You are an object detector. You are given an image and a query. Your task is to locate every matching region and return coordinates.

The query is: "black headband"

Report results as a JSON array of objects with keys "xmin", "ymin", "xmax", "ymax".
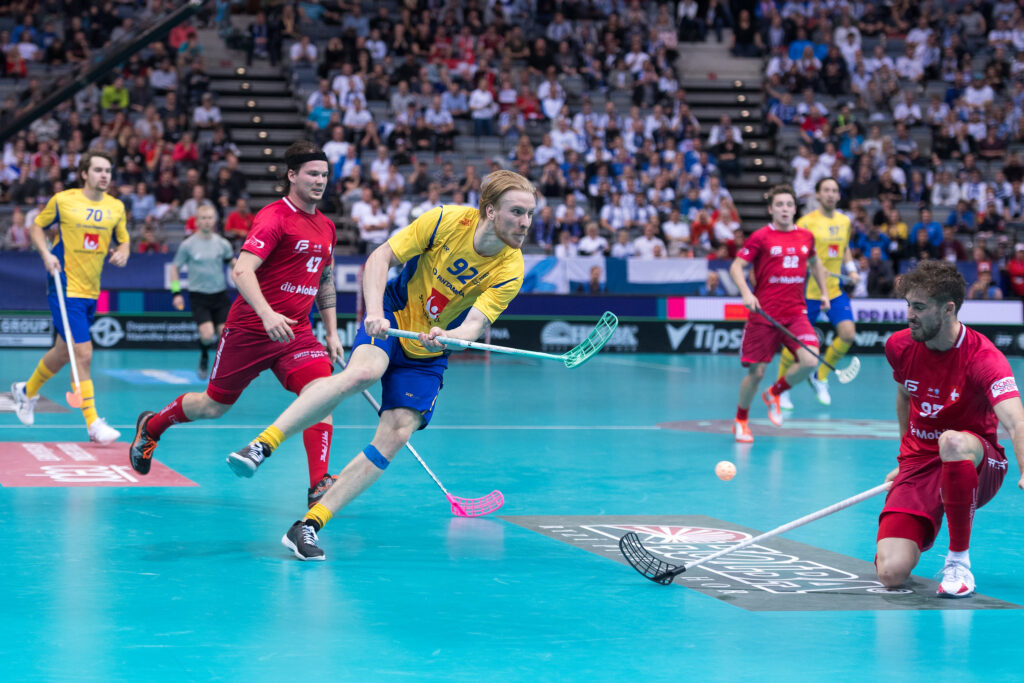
[{"xmin": 285, "ymin": 151, "xmax": 328, "ymax": 170}]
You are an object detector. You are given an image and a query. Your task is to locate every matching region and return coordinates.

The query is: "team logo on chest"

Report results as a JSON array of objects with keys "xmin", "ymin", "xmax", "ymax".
[
  {"xmin": 425, "ymin": 289, "xmax": 451, "ymax": 320},
  {"xmin": 83, "ymin": 233, "xmax": 99, "ymax": 250}
]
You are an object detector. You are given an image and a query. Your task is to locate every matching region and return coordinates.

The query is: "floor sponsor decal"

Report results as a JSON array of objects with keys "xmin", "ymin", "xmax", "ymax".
[
  {"xmin": 658, "ymin": 418, "xmax": 901, "ymax": 440},
  {"xmin": 104, "ymin": 369, "xmax": 205, "ymax": 385},
  {"xmin": 0, "ymin": 442, "xmax": 196, "ymax": 487},
  {"xmin": 0, "ymin": 392, "xmax": 69, "ymax": 415},
  {"xmin": 504, "ymin": 515, "xmax": 1020, "ymax": 611}
]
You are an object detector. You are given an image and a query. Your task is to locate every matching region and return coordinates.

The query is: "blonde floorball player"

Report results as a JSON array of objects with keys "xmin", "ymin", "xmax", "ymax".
[
  {"xmin": 729, "ymin": 184, "xmax": 830, "ymax": 443},
  {"xmin": 129, "ymin": 141, "xmax": 344, "ymax": 507},
  {"xmin": 11, "ymin": 151, "xmax": 129, "ymax": 444},
  {"xmin": 226, "ymin": 170, "xmax": 537, "ymax": 560},
  {"xmin": 875, "ymin": 261, "xmax": 1024, "ymax": 598},
  {"xmin": 777, "ymin": 177, "xmax": 860, "ymax": 410}
]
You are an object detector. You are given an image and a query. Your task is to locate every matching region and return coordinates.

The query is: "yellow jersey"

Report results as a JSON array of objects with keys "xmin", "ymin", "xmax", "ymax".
[
  {"xmin": 797, "ymin": 208, "xmax": 850, "ymax": 300},
  {"xmin": 35, "ymin": 188, "xmax": 128, "ymax": 299},
  {"xmin": 385, "ymin": 205, "xmax": 524, "ymax": 360}
]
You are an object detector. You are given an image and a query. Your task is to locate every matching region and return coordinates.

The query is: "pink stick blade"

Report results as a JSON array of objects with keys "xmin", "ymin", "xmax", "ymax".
[
  {"xmin": 447, "ymin": 490, "xmax": 504, "ymax": 517},
  {"xmin": 66, "ymin": 391, "xmax": 83, "ymax": 408}
]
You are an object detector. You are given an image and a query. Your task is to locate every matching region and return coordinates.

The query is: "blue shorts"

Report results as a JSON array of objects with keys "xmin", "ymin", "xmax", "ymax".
[
  {"xmin": 352, "ymin": 311, "xmax": 449, "ymax": 430},
  {"xmin": 806, "ymin": 291, "xmax": 853, "ymax": 326},
  {"xmin": 47, "ymin": 293, "xmax": 96, "ymax": 345}
]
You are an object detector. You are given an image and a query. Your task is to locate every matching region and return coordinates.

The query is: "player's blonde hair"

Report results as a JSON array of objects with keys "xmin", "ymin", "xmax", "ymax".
[{"xmin": 478, "ymin": 170, "xmax": 536, "ymax": 218}]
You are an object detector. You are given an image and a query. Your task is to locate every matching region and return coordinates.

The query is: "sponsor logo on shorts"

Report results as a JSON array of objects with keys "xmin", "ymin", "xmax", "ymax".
[
  {"xmin": 83, "ymin": 233, "xmax": 99, "ymax": 250},
  {"xmin": 991, "ymin": 376, "xmax": 1018, "ymax": 398},
  {"xmin": 425, "ymin": 288, "xmax": 450, "ymax": 320},
  {"xmin": 989, "ymin": 457, "xmax": 1009, "ymax": 471}
]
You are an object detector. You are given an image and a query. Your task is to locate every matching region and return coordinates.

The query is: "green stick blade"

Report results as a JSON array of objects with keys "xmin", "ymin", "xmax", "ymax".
[{"xmin": 563, "ymin": 311, "xmax": 619, "ymax": 368}]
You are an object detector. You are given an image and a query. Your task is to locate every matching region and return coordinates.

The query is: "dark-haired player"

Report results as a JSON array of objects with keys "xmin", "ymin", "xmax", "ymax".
[
  {"xmin": 129, "ymin": 141, "xmax": 344, "ymax": 507},
  {"xmin": 11, "ymin": 151, "xmax": 129, "ymax": 444},
  {"xmin": 728, "ymin": 184, "xmax": 829, "ymax": 443},
  {"xmin": 875, "ymin": 260, "xmax": 1024, "ymax": 598}
]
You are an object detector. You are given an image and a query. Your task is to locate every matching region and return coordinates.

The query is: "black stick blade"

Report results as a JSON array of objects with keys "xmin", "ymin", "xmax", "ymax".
[{"xmin": 618, "ymin": 532, "xmax": 684, "ymax": 585}]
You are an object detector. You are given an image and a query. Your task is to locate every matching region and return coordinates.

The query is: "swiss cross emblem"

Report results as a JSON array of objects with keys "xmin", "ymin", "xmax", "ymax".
[{"xmin": 950, "ymin": 388, "xmax": 960, "ymax": 402}]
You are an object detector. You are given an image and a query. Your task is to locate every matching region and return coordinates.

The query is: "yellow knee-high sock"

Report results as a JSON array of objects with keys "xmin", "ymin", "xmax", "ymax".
[
  {"xmin": 79, "ymin": 379, "xmax": 98, "ymax": 426},
  {"xmin": 256, "ymin": 425, "xmax": 285, "ymax": 452},
  {"xmin": 818, "ymin": 338, "xmax": 853, "ymax": 380},
  {"xmin": 778, "ymin": 347, "xmax": 796, "ymax": 381},
  {"xmin": 304, "ymin": 503, "xmax": 333, "ymax": 530},
  {"xmin": 25, "ymin": 360, "xmax": 55, "ymax": 398}
]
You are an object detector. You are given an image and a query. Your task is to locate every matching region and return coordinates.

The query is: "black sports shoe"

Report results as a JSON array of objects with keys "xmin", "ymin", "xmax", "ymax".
[
  {"xmin": 307, "ymin": 474, "xmax": 338, "ymax": 508},
  {"xmin": 281, "ymin": 521, "xmax": 325, "ymax": 561},
  {"xmin": 129, "ymin": 411, "xmax": 157, "ymax": 474},
  {"xmin": 226, "ymin": 441, "xmax": 271, "ymax": 478},
  {"xmin": 197, "ymin": 353, "xmax": 209, "ymax": 380}
]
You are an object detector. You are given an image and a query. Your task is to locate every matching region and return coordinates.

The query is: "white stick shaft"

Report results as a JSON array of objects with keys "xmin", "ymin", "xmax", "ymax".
[
  {"xmin": 683, "ymin": 482, "xmax": 891, "ymax": 571},
  {"xmin": 385, "ymin": 328, "xmax": 564, "ymax": 361},
  {"xmin": 335, "ymin": 359, "xmax": 453, "ymax": 498},
  {"xmin": 52, "ymin": 270, "xmax": 81, "ymax": 389}
]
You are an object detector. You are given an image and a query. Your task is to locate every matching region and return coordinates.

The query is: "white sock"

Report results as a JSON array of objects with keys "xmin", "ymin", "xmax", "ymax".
[{"xmin": 946, "ymin": 549, "xmax": 970, "ymax": 567}]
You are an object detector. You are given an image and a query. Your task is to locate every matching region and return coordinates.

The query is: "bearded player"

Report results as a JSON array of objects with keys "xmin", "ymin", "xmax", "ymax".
[{"xmin": 875, "ymin": 261, "xmax": 1024, "ymax": 598}]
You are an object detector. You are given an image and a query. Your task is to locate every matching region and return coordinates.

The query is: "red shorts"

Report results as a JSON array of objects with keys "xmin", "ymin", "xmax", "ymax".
[
  {"xmin": 206, "ymin": 324, "xmax": 332, "ymax": 404},
  {"xmin": 878, "ymin": 432, "xmax": 1008, "ymax": 551},
  {"xmin": 740, "ymin": 311, "xmax": 818, "ymax": 365}
]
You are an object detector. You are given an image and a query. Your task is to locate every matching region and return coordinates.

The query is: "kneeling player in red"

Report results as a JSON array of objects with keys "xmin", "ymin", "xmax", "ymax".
[
  {"xmin": 128, "ymin": 141, "xmax": 345, "ymax": 507},
  {"xmin": 727, "ymin": 185, "xmax": 829, "ymax": 442},
  {"xmin": 875, "ymin": 261, "xmax": 1024, "ymax": 598}
]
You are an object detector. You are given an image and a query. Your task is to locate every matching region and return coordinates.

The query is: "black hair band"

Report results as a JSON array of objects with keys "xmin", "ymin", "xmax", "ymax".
[{"xmin": 285, "ymin": 151, "xmax": 328, "ymax": 169}]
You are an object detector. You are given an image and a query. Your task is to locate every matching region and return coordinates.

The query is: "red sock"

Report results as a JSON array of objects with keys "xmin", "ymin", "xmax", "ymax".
[
  {"xmin": 941, "ymin": 459, "xmax": 978, "ymax": 552},
  {"xmin": 146, "ymin": 394, "xmax": 191, "ymax": 439},
  {"xmin": 769, "ymin": 377, "xmax": 791, "ymax": 396},
  {"xmin": 302, "ymin": 421, "xmax": 332, "ymax": 487},
  {"xmin": 736, "ymin": 407, "xmax": 749, "ymax": 421}
]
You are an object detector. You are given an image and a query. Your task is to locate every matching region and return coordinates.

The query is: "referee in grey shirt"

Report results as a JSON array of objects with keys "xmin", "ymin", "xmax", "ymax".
[{"xmin": 170, "ymin": 205, "xmax": 236, "ymax": 379}]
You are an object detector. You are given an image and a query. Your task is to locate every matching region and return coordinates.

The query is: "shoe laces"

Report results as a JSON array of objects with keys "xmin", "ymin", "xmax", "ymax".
[
  {"xmin": 301, "ymin": 524, "xmax": 318, "ymax": 546},
  {"xmin": 941, "ymin": 558, "xmax": 970, "ymax": 583},
  {"xmin": 247, "ymin": 442, "xmax": 266, "ymax": 463}
]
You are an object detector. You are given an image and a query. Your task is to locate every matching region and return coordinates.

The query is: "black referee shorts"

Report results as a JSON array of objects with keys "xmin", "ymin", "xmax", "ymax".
[{"xmin": 188, "ymin": 290, "xmax": 232, "ymax": 326}]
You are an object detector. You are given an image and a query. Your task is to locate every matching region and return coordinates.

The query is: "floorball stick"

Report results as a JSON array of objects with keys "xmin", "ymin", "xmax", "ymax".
[
  {"xmin": 619, "ymin": 482, "xmax": 891, "ymax": 585},
  {"xmin": 337, "ymin": 359, "xmax": 503, "ymax": 517},
  {"xmin": 385, "ymin": 311, "xmax": 618, "ymax": 369},
  {"xmin": 52, "ymin": 269, "xmax": 84, "ymax": 408},
  {"xmin": 757, "ymin": 309, "xmax": 861, "ymax": 383}
]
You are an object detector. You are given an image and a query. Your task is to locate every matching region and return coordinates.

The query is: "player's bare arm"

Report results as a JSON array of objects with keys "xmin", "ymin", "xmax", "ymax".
[
  {"xmin": 843, "ymin": 248, "xmax": 861, "ymax": 285},
  {"xmin": 729, "ymin": 256, "xmax": 759, "ymax": 311},
  {"xmin": 316, "ymin": 261, "xmax": 344, "ymax": 363},
  {"xmin": 886, "ymin": 385, "xmax": 911, "ymax": 483},
  {"xmin": 109, "ymin": 237, "xmax": 130, "ymax": 267},
  {"xmin": 29, "ymin": 222, "xmax": 60, "ymax": 274},
  {"xmin": 809, "ymin": 255, "xmax": 830, "ymax": 311},
  {"xmin": 168, "ymin": 263, "xmax": 185, "ymax": 311},
  {"xmin": 993, "ymin": 397, "xmax": 1024, "ymax": 489},
  {"xmin": 362, "ymin": 241, "xmax": 402, "ymax": 338},
  {"xmin": 233, "ymin": 250, "xmax": 298, "ymax": 342},
  {"xmin": 421, "ymin": 307, "xmax": 491, "ymax": 352}
]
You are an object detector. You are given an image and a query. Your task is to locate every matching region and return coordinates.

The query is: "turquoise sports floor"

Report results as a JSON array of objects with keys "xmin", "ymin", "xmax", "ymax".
[{"xmin": 2, "ymin": 348, "xmax": 1024, "ymax": 681}]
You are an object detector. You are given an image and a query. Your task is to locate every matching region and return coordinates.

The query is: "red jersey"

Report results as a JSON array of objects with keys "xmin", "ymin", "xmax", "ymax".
[
  {"xmin": 226, "ymin": 197, "xmax": 337, "ymax": 332},
  {"xmin": 736, "ymin": 224, "xmax": 816, "ymax": 317},
  {"xmin": 885, "ymin": 325, "xmax": 1019, "ymax": 461}
]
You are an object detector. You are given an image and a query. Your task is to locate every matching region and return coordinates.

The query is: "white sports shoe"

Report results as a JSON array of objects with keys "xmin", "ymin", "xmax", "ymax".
[
  {"xmin": 808, "ymin": 375, "xmax": 832, "ymax": 406},
  {"xmin": 10, "ymin": 382, "xmax": 38, "ymax": 426},
  {"xmin": 87, "ymin": 418, "xmax": 121, "ymax": 445},
  {"xmin": 779, "ymin": 390, "xmax": 794, "ymax": 411},
  {"xmin": 937, "ymin": 556, "xmax": 975, "ymax": 598}
]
